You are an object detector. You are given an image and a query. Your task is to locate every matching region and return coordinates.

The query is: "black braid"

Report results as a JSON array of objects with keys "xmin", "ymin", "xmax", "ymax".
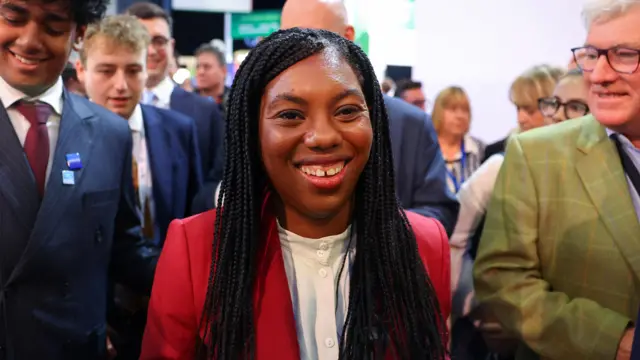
[{"xmin": 199, "ymin": 27, "xmax": 447, "ymax": 360}]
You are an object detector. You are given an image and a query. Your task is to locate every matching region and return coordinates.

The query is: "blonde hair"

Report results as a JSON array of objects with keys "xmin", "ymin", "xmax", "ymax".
[
  {"xmin": 80, "ymin": 15, "xmax": 150, "ymax": 64},
  {"xmin": 431, "ymin": 86, "xmax": 471, "ymax": 134},
  {"xmin": 509, "ymin": 64, "xmax": 565, "ymax": 108}
]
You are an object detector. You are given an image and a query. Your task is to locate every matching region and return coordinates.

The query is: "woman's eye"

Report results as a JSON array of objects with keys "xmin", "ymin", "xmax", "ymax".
[
  {"xmin": 336, "ymin": 106, "xmax": 362, "ymax": 118},
  {"xmin": 277, "ymin": 110, "xmax": 304, "ymax": 121}
]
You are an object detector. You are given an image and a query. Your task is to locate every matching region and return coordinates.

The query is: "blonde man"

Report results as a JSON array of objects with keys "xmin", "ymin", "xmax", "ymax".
[{"xmin": 77, "ymin": 15, "xmax": 202, "ymax": 358}]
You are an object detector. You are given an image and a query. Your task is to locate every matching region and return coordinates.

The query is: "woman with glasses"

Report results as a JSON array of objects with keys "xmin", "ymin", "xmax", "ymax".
[
  {"xmin": 481, "ymin": 65, "xmax": 565, "ymax": 163},
  {"xmin": 538, "ymin": 69, "xmax": 589, "ymax": 124}
]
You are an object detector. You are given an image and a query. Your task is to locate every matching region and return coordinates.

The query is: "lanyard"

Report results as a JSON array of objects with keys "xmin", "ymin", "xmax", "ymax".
[{"xmin": 446, "ymin": 140, "xmax": 466, "ymax": 193}]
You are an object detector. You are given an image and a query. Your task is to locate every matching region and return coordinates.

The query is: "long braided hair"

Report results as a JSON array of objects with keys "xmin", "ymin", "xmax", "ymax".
[{"xmin": 200, "ymin": 27, "xmax": 447, "ymax": 360}]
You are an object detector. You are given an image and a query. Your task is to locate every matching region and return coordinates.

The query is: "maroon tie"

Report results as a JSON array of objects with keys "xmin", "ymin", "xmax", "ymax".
[{"xmin": 14, "ymin": 100, "xmax": 52, "ymax": 198}]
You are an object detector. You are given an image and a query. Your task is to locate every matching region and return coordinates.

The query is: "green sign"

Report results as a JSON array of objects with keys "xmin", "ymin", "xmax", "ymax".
[{"xmin": 231, "ymin": 11, "xmax": 281, "ymax": 39}]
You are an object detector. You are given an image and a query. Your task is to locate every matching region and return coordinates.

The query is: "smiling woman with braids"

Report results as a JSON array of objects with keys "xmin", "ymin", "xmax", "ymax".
[{"xmin": 140, "ymin": 27, "xmax": 450, "ymax": 360}]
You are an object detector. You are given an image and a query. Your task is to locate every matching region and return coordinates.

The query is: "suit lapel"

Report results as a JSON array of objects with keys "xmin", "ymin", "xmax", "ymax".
[
  {"xmin": 576, "ymin": 116, "xmax": 640, "ymax": 279},
  {"xmin": 0, "ymin": 99, "xmax": 40, "ymax": 229},
  {"xmin": 12, "ymin": 91, "xmax": 97, "ymax": 280},
  {"xmin": 254, "ymin": 196, "xmax": 300, "ymax": 360},
  {"xmin": 141, "ymin": 105, "xmax": 173, "ymax": 223}
]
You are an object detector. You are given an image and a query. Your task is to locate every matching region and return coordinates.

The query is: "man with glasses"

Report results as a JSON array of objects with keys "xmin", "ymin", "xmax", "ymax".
[
  {"xmin": 126, "ymin": 2, "xmax": 225, "ymax": 215},
  {"xmin": 474, "ymin": 1, "xmax": 640, "ymax": 359}
]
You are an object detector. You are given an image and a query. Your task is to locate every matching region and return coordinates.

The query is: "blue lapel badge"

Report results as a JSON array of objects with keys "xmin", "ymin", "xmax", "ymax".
[{"xmin": 65, "ymin": 152, "xmax": 82, "ymax": 170}]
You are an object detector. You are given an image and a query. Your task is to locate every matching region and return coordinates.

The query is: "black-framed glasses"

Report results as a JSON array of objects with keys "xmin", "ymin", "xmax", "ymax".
[
  {"xmin": 571, "ymin": 46, "xmax": 640, "ymax": 74},
  {"xmin": 538, "ymin": 96, "xmax": 589, "ymax": 119}
]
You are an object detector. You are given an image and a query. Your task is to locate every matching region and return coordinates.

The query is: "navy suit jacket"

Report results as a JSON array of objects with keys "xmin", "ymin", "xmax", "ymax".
[
  {"xmin": 383, "ymin": 95, "xmax": 459, "ymax": 235},
  {"xmin": 140, "ymin": 105, "xmax": 202, "ymax": 245},
  {"xmin": 169, "ymin": 87, "xmax": 224, "ymax": 214},
  {"xmin": 0, "ymin": 91, "xmax": 158, "ymax": 360}
]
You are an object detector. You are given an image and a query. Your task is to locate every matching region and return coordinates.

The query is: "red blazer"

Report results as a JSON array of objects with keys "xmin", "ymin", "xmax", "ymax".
[{"xmin": 141, "ymin": 202, "xmax": 451, "ymax": 359}]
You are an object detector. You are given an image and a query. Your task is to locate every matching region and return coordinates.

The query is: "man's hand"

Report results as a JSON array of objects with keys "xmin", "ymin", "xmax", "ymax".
[{"xmin": 616, "ymin": 327, "xmax": 635, "ymax": 360}]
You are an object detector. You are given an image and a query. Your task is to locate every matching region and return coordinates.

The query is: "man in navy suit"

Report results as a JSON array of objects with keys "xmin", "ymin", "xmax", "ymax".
[
  {"xmin": 0, "ymin": 1, "xmax": 158, "ymax": 359},
  {"xmin": 125, "ymin": 2, "xmax": 225, "ymax": 214},
  {"xmin": 279, "ymin": 0, "xmax": 459, "ymax": 234},
  {"xmin": 75, "ymin": 15, "xmax": 202, "ymax": 359}
]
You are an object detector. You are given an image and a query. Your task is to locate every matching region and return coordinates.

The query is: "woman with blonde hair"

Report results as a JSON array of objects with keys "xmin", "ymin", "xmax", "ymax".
[
  {"xmin": 482, "ymin": 64, "xmax": 565, "ymax": 162},
  {"xmin": 432, "ymin": 86, "xmax": 485, "ymax": 194}
]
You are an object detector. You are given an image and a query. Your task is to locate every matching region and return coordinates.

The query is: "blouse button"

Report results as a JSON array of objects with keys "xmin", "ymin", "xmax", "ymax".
[
  {"xmin": 318, "ymin": 268, "xmax": 328, "ymax": 278},
  {"xmin": 316, "ymin": 250, "xmax": 325, "ymax": 258},
  {"xmin": 319, "ymin": 242, "xmax": 329, "ymax": 250},
  {"xmin": 325, "ymin": 338, "xmax": 335, "ymax": 348}
]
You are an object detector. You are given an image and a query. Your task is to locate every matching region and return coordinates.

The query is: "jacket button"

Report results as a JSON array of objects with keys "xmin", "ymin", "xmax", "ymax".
[{"xmin": 95, "ymin": 229, "xmax": 102, "ymax": 243}]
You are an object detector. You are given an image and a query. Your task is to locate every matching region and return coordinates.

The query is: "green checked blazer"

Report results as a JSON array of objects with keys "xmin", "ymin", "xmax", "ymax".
[{"xmin": 473, "ymin": 115, "xmax": 640, "ymax": 360}]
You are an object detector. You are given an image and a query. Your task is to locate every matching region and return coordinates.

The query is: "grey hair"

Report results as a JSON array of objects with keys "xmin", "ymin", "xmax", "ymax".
[{"xmin": 582, "ymin": 0, "xmax": 640, "ymax": 28}]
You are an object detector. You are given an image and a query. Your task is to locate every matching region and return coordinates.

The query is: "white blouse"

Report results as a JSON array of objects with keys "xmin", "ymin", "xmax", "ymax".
[{"xmin": 278, "ymin": 222, "xmax": 355, "ymax": 360}]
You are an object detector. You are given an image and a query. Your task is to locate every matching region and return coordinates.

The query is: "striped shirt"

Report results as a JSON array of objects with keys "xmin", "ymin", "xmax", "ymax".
[{"xmin": 444, "ymin": 135, "xmax": 486, "ymax": 194}]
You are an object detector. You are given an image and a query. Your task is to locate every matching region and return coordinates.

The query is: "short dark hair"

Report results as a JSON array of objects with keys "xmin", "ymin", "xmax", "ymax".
[
  {"xmin": 51, "ymin": 0, "xmax": 108, "ymax": 26},
  {"xmin": 195, "ymin": 43, "xmax": 225, "ymax": 67},
  {"xmin": 61, "ymin": 62, "xmax": 77, "ymax": 82},
  {"xmin": 394, "ymin": 79, "xmax": 422, "ymax": 98},
  {"xmin": 125, "ymin": 1, "xmax": 173, "ymax": 30}
]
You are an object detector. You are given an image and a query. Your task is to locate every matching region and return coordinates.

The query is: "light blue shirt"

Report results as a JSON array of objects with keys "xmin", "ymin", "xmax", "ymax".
[{"xmin": 606, "ymin": 129, "xmax": 640, "ymax": 222}]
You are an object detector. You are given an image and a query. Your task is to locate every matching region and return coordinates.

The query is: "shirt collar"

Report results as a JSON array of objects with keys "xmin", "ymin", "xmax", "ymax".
[
  {"xmin": 277, "ymin": 220, "xmax": 353, "ymax": 265},
  {"xmin": 606, "ymin": 128, "xmax": 640, "ymax": 154},
  {"xmin": 0, "ymin": 76, "xmax": 64, "ymax": 115},
  {"xmin": 463, "ymin": 134, "xmax": 480, "ymax": 155},
  {"xmin": 147, "ymin": 76, "xmax": 175, "ymax": 107},
  {"xmin": 128, "ymin": 104, "xmax": 144, "ymax": 134}
]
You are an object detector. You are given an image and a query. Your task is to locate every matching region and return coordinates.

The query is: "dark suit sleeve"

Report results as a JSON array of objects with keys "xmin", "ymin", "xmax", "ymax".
[
  {"xmin": 190, "ymin": 106, "xmax": 225, "ymax": 214},
  {"xmin": 407, "ymin": 113, "xmax": 459, "ymax": 236},
  {"xmin": 110, "ymin": 133, "xmax": 159, "ymax": 295},
  {"xmin": 186, "ymin": 119, "xmax": 203, "ymax": 216}
]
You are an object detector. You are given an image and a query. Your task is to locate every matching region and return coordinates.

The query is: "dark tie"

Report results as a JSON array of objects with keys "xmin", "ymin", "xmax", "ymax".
[{"xmin": 14, "ymin": 100, "xmax": 51, "ymax": 198}]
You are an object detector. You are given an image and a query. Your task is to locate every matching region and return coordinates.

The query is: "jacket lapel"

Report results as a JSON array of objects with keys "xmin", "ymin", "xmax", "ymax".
[
  {"xmin": 141, "ymin": 105, "xmax": 173, "ymax": 226},
  {"xmin": 576, "ymin": 116, "xmax": 640, "ymax": 279},
  {"xmin": 11, "ymin": 91, "xmax": 97, "ymax": 282},
  {"xmin": 254, "ymin": 195, "xmax": 300, "ymax": 360},
  {"xmin": 0, "ymin": 99, "xmax": 40, "ymax": 229}
]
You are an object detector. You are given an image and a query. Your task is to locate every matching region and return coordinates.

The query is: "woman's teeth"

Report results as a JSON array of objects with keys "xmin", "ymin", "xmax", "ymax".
[{"xmin": 300, "ymin": 163, "xmax": 344, "ymax": 177}]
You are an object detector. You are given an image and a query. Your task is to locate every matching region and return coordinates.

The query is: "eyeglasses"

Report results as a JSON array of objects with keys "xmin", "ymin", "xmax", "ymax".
[
  {"xmin": 571, "ymin": 46, "xmax": 640, "ymax": 74},
  {"xmin": 538, "ymin": 96, "xmax": 589, "ymax": 119},
  {"xmin": 150, "ymin": 35, "xmax": 170, "ymax": 49}
]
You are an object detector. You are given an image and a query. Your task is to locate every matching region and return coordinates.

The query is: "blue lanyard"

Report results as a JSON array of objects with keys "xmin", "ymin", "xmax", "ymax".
[{"xmin": 446, "ymin": 140, "xmax": 466, "ymax": 193}]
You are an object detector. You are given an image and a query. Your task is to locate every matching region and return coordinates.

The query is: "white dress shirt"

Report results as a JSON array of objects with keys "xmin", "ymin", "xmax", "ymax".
[
  {"xmin": 0, "ymin": 76, "xmax": 64, "ymax": 184},
  {"xmin": 145, "ymin": 76, "xmax": 175, "ymax": 109},
  {"xmin": 278, "ymin": 222, "xmax": 354, "ymax": 360},
  {"xmin": 128, "ymin": 104, "xmax": 155, "ymax": 233}
]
